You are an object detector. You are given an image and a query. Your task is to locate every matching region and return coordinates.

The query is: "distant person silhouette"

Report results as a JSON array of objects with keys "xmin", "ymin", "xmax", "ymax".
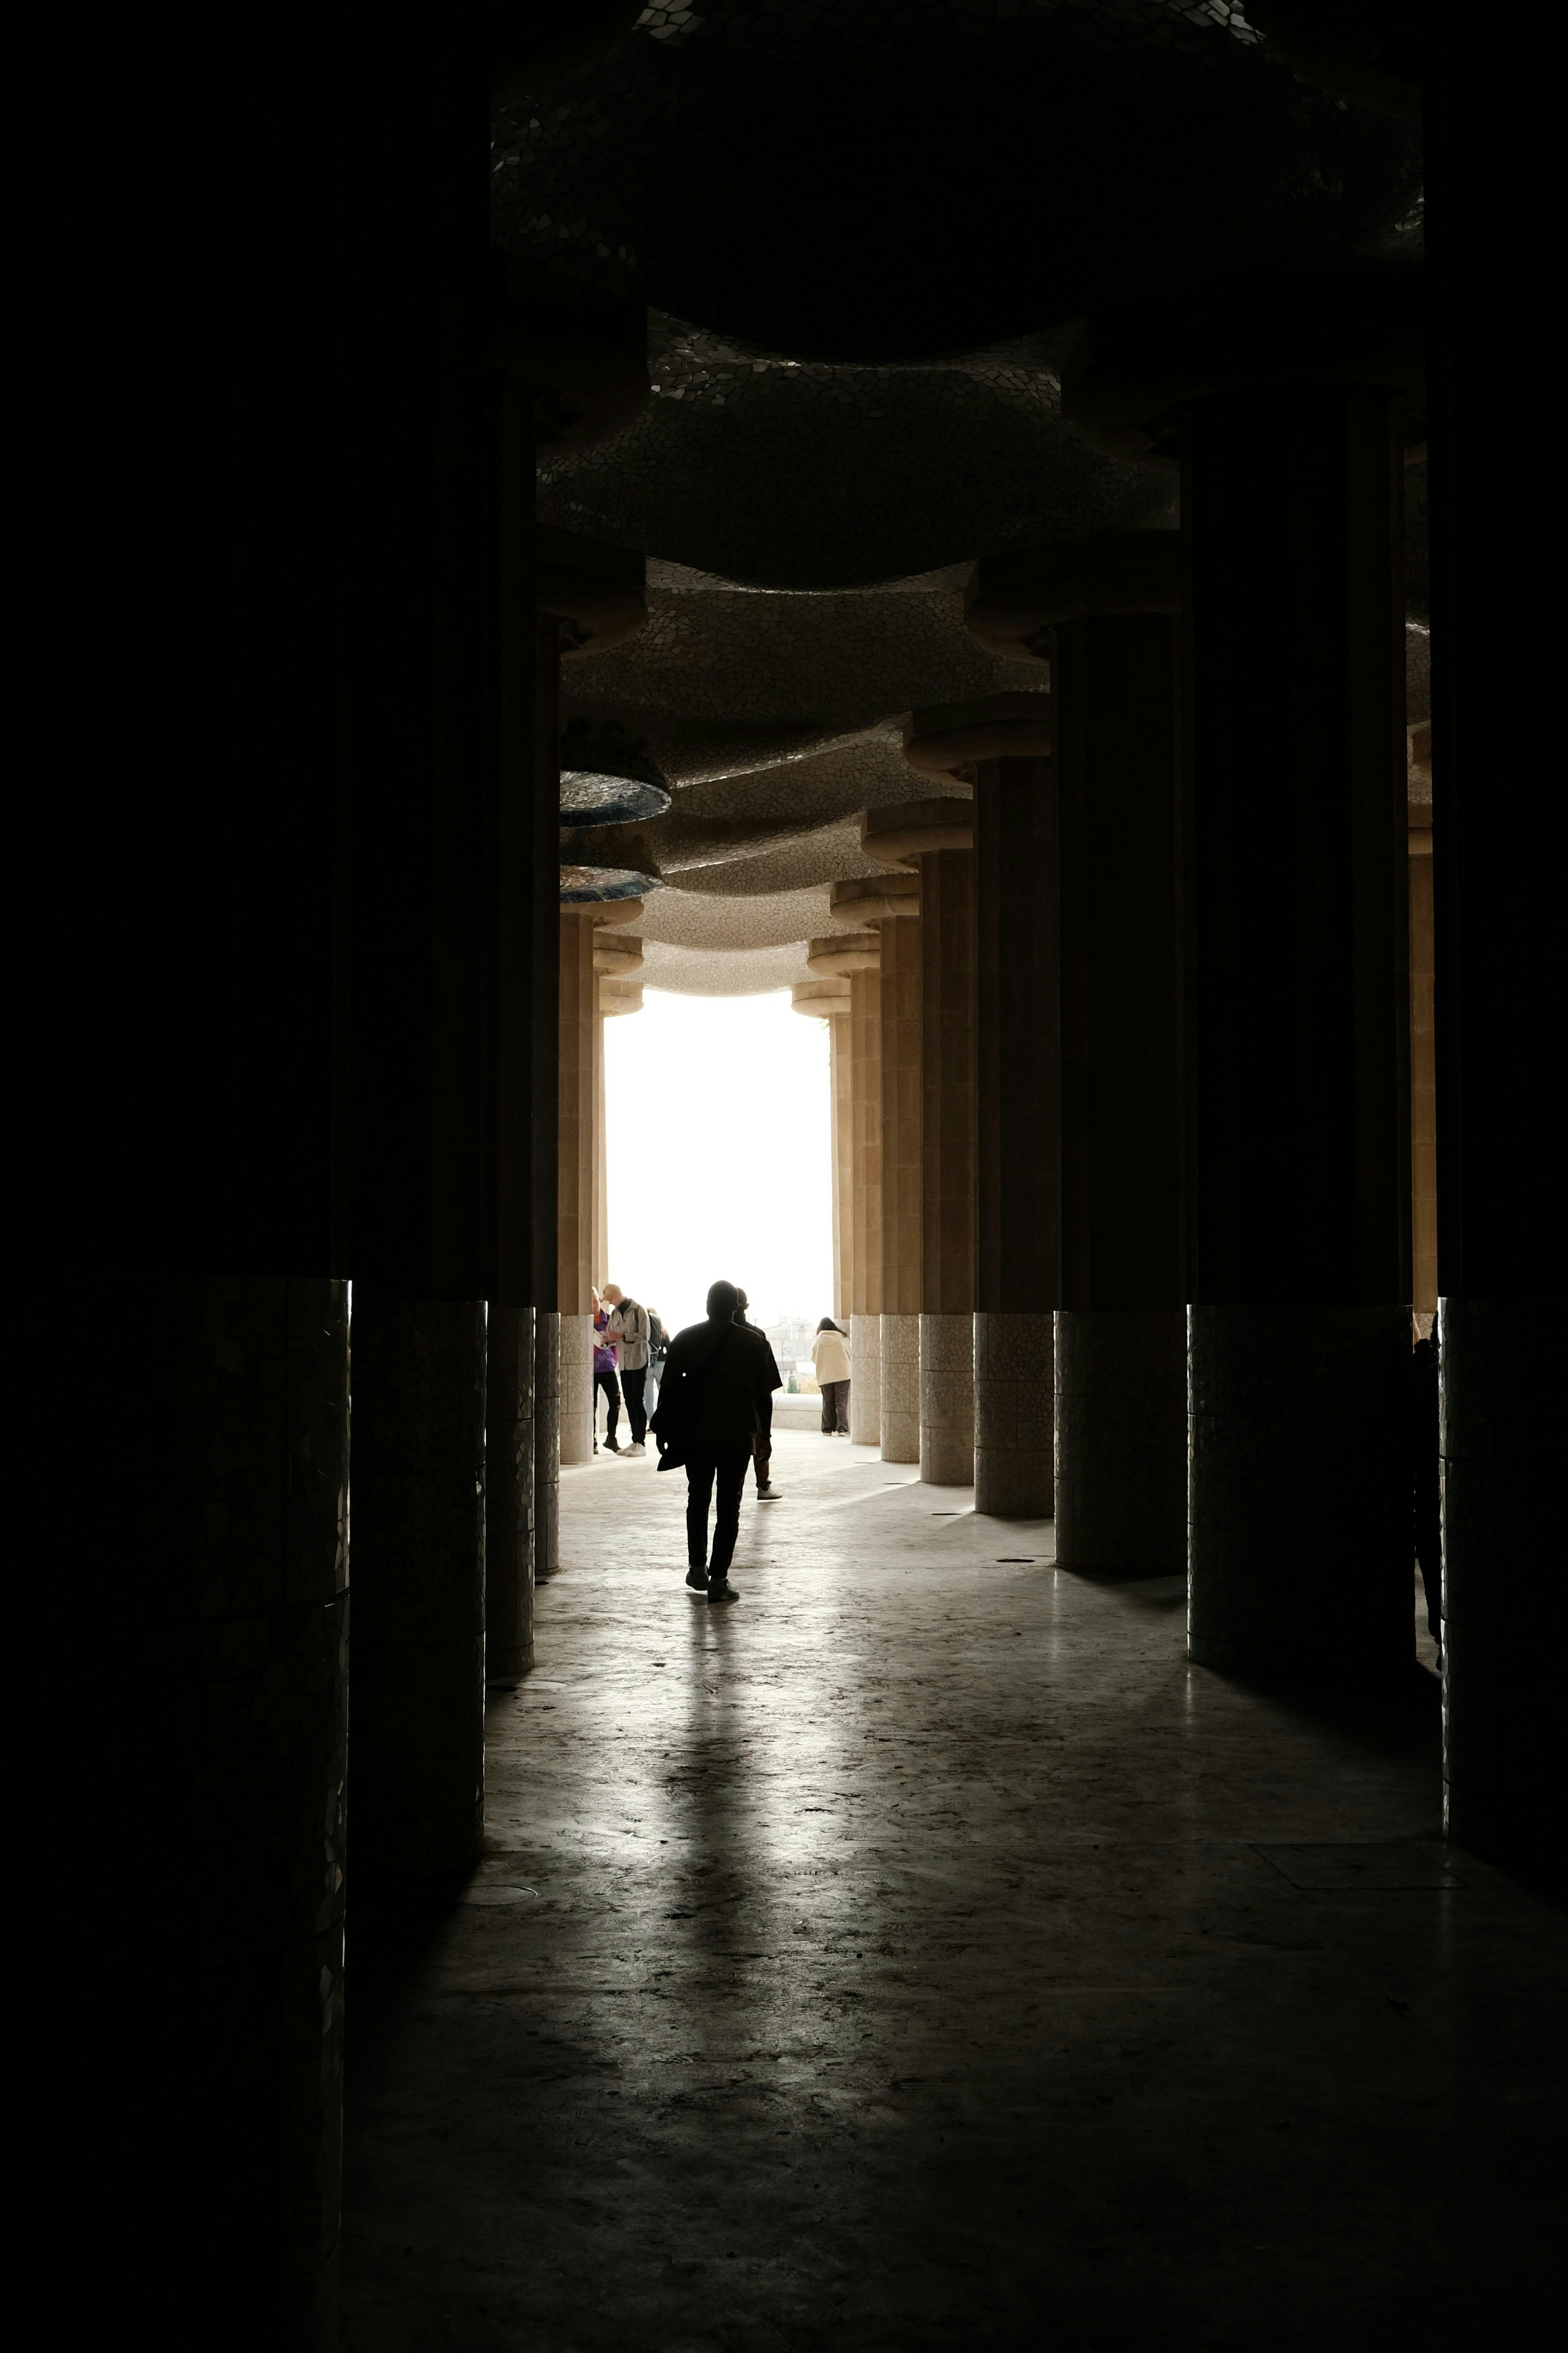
[
  {"xmin": 736, "ymin": 1288, "xmax": 780, "ymax": 1498},
  {"xmin": 812, "ymin": 1315, "xmax": 852, "ymax": 1433},
  {"xmin": 653, "ymin": 1280, "xmax": 780, "ymax": 1603}
]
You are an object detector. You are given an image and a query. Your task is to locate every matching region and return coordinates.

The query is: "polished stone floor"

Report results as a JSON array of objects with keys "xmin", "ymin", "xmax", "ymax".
[{"xmin": 341, "ymin": 1432, "xmax": 1566, "ymax": 2351}]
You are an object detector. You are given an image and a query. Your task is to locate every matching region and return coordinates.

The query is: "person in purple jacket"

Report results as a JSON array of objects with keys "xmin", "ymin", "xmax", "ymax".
[{"xmin": 591, "ymin": 1290, "xmax": 624, "ymax": 1454}]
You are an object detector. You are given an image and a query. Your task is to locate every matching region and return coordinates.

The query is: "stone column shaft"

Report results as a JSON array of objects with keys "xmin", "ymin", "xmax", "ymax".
[
  {"xmin": 918, "ymin": 845, "xmax": 977, "ymax": 1483},
  {"xmin": 974, "ymin": 752, "xmax": 1059, "ymax": 1517},
  {"xmin": 1408, "ymin": 820, "xmax": 1437, "ymax": 1318},
  {"xmin": 593, "ymin": 988, "xmax": 609, "ymax": 1294},
  {"xmin": 531, "ymin": 609, "xmax": 563, "ymax": 1569},
  {"xmin": 558, "ymin": 911, "xmax": 597, "ymax": 1463},
  {"xmin": 1184, "ymin": 382, "xmax": 1411, "ymax": 1680},
  {"xmin": 1427, "ymin": 33, "xmax": 1559, "ymax": 1872},
  {"xmin": 1056, "ymin": 605, "xmax": 1186, "ymax": 1568},
  {"xmin": 879, "ymin": 910, "xmax": 923, "ymax": 1462},
  {"xmin": 848, "ymin": 965, "xmax": 882, "ymax": 1443},
  {"xmin": 830, "ymin": 1009, "xmax": 854, "ymax": 1323}
]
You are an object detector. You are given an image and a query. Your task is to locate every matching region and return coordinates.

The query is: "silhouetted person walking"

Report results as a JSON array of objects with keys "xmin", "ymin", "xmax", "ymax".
[
  {"xmin": 653, "ymin": 1280, "xmax": 780, "ymax": 1603},
  {"xmin": 736, "ymin": 1287, "xmax": 780, "ymax": 1498}
]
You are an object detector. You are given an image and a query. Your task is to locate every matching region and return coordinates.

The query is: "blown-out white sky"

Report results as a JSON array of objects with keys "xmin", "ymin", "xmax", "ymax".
[{"xmin": 602, "ymin": 989, "xmax": 834, "ymax": 1344}]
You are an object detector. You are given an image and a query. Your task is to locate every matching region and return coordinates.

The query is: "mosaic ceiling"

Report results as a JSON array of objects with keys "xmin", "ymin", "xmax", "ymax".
[{"xmin": 507, "ymin": 0, "xmax": 1424, "ymax": 996}]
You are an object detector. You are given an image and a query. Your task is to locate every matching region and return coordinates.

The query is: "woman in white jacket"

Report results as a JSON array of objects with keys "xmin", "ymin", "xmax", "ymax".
[{"xmin": 811, "ymin": 1317, "xmax": 852, "ymax": 1435}]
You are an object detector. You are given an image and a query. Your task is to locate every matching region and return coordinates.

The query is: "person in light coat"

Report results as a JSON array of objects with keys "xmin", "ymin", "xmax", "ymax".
[
  {"xmin": 603, "ymin": 1283, "xmax": 652, "ymax": 1452},
  {"xmin": 811, "ymin": 1316, "xmax": 852, "ymax": 1434}
]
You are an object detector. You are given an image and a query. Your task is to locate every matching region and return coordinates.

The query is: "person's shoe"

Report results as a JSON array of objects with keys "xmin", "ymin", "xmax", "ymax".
[
  {"xmin": 604, "ymin": 1439, "xmax": 625, "ymax": 1454},
  {"xmin": 707, "ymin": 1580, "xmax": 740, "ymax": 1604},
  {"xmin": 685, "ymin": 1565, "xmax": 709, "ymax": 1592},
  {"xmin": 629, "ymin": 1438, "xmax": 646, "ymax": 1452},
  {"xmin": 757, "ymin": 1485, "xmax": 780, "ymax": 1500}
]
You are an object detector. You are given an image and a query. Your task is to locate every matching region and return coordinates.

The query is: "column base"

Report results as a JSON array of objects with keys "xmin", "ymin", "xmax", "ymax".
[
  {"xmin": 975, "ymin": 1310, "xmax": 1054, "ymax": 1517},
  {"xmin": 920, "ymin": 1311, "xmax": 974, "ymax": 1486},
  {"xmin": 1056, "ymin": 1310, "xmax": 1184, "ymax": 1572},
  {"xmin": 558, "ymin": 1311, "xmax": 594, "ymax": 1464},
  {"xmin": 880, "ymin": 1313, "xmax": 920, "ymax": 1462},
  {"xmin": 533, "ymin": 1310, "xmax": 560, "ymax": 1578},
  {"xmin": 350, "ymin": 1295, "xmax": 488, "ymax": 1879},
  {"xmin": 486, "ymin": 1303, "xmax": 535, "ymax": 1680},
  {"xmin": 1188, "ymin": 1303, "xmax": 1412, "ymax": 1681},
  {"xmin": 1441, "ymin": 1298, "xmax": 1562, "ymax": 1879},
  {"xmin": 850, "ymin": 1312, "xmax": 881, "ymax": 1446}
]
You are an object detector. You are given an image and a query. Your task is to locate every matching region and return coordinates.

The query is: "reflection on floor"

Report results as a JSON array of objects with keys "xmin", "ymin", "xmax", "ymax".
[{"xmin": 342, "ymin": 1431, "xmax": 1566, "ymax": 2350}]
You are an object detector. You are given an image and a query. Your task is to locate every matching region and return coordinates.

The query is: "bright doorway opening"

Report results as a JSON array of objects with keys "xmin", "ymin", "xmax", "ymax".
[{"xmin": 602, "ymin": 989, "xmax": 834, "ymax": 1383}]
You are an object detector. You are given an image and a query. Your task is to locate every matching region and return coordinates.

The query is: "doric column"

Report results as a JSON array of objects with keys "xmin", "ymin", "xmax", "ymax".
[
  {"xmin": 1426, "ymin": 40, "xmax": 1558, "ymax": 1871},
  {"xmin": 531, "ymin": 605, "xmax": 562, "ymax": 1573},
  {"xmin": 1406, "ymin": 721, "xmax": 1436, "ymax": 1322},
  {"xmin": 791, "ymin": 976, "xmax": 854, "ymax": 1326},
  {"xmin": 849, "ymin": 955, "xmax": 884, "ymax": 1442},
  {"xmin": 808, "ymin": 935, "xmax": 884, "ymax": 1348},
  {"xmin": 866, "ymin": 794, "xmax": 977, "ymax": 1485},
  {"xmin": 485, "ymin": 1301, "xmax": 535, "ymax": 1685},
  {"xmin": 595, "ymin": 926, "xmax": 646, "ymax": 1301},
  {"xmin": 558, "ymin": 910, "xmax": 598, "ymax": 1463},
  {"xmin": 801, "ymin": 950, "xmax": 882, "ymax": 1442},
  {"xmin": 351, "ymin": 1293, "xmax": 487, "ymax": 1875},
  {"xmin": 541, "ymin": 531, "xmax": 653, "ymax": 1504},
  {"xmin": 1069, "ymin": 292, "xmax": 1417, "ymax": 1678},
  {"xmin": 967, "ymin": 549, "xmax": 1185, "ymax": 1556},
  {"xmin": 1184, "ymin": 384, "xmax": 1410, "ymax": 1679},
  {"xmin": 834, "ymin": 873, "xmax": 923, "ymax": 1459},
  {"xmin": 544, "ymin": 534, "xmax": 655, "ymax": 1478},
  {"xmin": 832, "ymin": 1007, "xmax": 853, "ymax": 1321}
]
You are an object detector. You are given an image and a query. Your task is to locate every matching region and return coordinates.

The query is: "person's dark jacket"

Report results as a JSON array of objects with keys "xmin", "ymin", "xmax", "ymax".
[{"xmin": 655, "ymin": 1315, "xmax": 780, "ymax": 1452}]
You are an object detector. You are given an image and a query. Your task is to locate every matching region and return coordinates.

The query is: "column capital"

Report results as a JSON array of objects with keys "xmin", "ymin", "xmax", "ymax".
[
  {"xmin": 538, "ymin": 529, "xmax": 647, "ymax": 657},
  {"xmin": 965, "ymin": 532, "xmax": 1180, "ymax": 659},
  {"xmin": 830, "ymin": 873, "xmax": 921, "ymax": 924},
  {"xmin": 791, "ymin": 978, "xmax": 850, "ymax": 1019},
  {"xmin": 807, "ymin": 932, "xmax": 880, "ymax": 976},
  {"xmin": 902, "ymin": 691, "xmax": 1052, "ymax": 784},
  {"xmin": 862, "ymin": 797, "xmax": 975, "ymax": 871},
  {"xmin": 599, "ymin": 977, "xmax": 644, "ymax": 1016},
  {"xmin": 1060, "ymin": 261, "xmax": 1425, "ymax": 464},
  {"xmin": 593, "ymin": 930, "xmax": 645, "ymax": 975}
]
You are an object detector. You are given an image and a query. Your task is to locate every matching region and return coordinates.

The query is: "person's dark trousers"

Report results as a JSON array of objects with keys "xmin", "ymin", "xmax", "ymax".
[
  {"xmin": 594, "ymin": 1364, "xmax": 620, "ymax": 1446},
  {"xmin": 686, "ymin": 1447, "xmax": 751, "ymax": 1577},
  {"xmin": 620, "ymin": 1366, "xmax": 648, "ymax": 1444},
  {"xmin": 821, "ymin": 1378, "xmax": 850, "ymax": 1434}
]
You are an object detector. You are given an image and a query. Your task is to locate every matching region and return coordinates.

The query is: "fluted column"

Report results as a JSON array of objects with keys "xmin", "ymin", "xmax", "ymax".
[
  {"xmin": 539, "ymin": 529, "xmax": 651, "ymax": 1533},
  {"xmin": 352, "ymin": 1292, "xmax": 487, "ymax": 1875},
  {"xmin": 1407, "ymin": 724, "xmax": 1436, "ymax": 1321},
  {"xmin": 867, "ymin": 795, "xmax": 976, "ymax": 1484},
  {"xmin": 1427, "ymin": 42, "xmax": 1557, "ymax": 1870},
  {"xmin": 967, "ymin": 551, "xmax": 1186, "ymax": 1555},
  {"xmin": 596, "ymin": 928, "xmax": 647, "ymax": 1312},
  {"xmin": 831, "ymin": 1007, "xmax": 854, "ymax": 1322},
  {"xmin": 849, "ymin": 959, "xmax": 883, "ymax": 1441},
  {"xmin": 836, "ymin": 873, "xmax": 923, "ymax": 1461},
  {"xmin": 532, "ymin": 611, "xmax": 562, "ymax": 1572},
  {"xmin": 1183, "ymin": 387, "xmax": 1410, "ymax": 1679},
  {"xmin": 558, "ymin": 910, "xmax": 598, "ymax": 1463},
  {"xmin": 485, "ymin": 1301, "xmax": 535, "ymax": 1684}
]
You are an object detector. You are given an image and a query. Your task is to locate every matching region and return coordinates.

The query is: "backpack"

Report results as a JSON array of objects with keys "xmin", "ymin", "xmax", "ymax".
[{"xmin": 652, "ymin": 1324, "xmax": 733, "ymax": 1471}]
